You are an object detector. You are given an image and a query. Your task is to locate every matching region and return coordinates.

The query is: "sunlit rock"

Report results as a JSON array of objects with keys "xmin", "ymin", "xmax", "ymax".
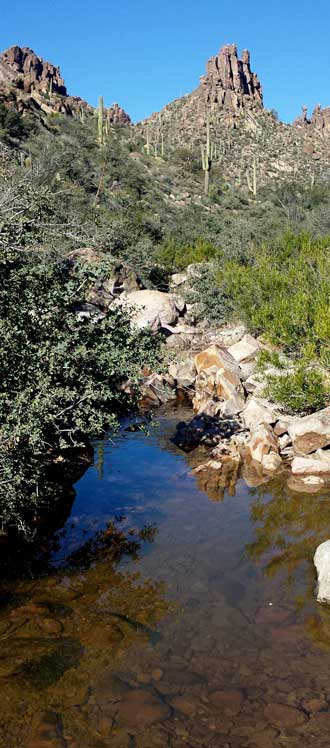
[
  {"xmin": 288, "ymin": 407, "xmax": 330, "ymax": 455},
  {"xmin": 314, "ymin": 540, "xmax": 330, "ymax": 603}
]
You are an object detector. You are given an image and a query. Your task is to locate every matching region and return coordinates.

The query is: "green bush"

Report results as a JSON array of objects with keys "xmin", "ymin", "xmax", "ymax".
[
  {"xmin": 0, "ymin": 249, "xmax": 160, "ymax": 535},
  {"xmin": 156, "ymin": 237, "xmax": 221, "ymax": 271},
  {"xmin": 217, "ymin": 233, "xmax": 330, "ymax": 355},
  {"xmin": 263, "ymin": 363, "xmax": 328, "ymax": 414}
]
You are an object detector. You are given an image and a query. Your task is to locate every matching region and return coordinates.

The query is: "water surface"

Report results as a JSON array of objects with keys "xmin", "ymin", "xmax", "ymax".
[{"xmin": 1, "ymin": 407, "xmax": 330, "ymax": 747}]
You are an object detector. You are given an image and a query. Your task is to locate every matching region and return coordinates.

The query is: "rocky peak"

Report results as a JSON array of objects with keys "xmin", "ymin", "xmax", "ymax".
[
  {"xmin": 293, "ymin": 104, "xmax": 330, "ymax": 132},
  {"xmin": 200, "ymin": 43, "xmax": 263, "ymax": 110},
  {"xmin": 107, "ymin": 102, "xmax": 131, "ymax": 125},
  {"xmin": 0, "ymin": 45, "xmax": 67, "ymax": 95}
]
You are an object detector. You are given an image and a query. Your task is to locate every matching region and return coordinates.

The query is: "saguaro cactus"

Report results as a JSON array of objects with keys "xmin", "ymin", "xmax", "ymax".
[
  {"xmin": 247, "ymin": 155, "xmax": 258, "ymax": 197},
  {"xmin": 201, "ymin": 115, "xmax": 218, "ymax": 196},
  {"xmin": 98, "ymin": 96, "xmax": 104, "ymax": 145}
]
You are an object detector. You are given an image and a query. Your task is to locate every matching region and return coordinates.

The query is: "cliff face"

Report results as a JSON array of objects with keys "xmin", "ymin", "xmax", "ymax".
[
  {"xmin": 0, "ymin": 46, "xmax": 67, "ymax": 94},
  {"xmin": 0, "ymin": 45, "xmax": 131, "ymax": 126}
]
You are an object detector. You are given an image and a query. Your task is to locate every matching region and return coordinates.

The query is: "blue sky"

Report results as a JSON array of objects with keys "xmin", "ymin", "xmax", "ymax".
[{"xmin": 2, "ymin": 0, "xmax": 330, "ymax": 123}]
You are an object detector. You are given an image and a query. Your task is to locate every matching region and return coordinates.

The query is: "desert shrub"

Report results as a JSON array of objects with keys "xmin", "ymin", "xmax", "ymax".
[
  {"xmin": 156, "ymin": 237, "xmax": 220, "ymax": 271},
  {"xmin": 186, "ymin": 264, "xmax": 233, "ymax": 323},
  {"xmin": 263, "ymin": 362, "xmax": 328, "ymax": 414},
  {"xmin": 217, "ymin": 233, "xmax": 330, "ymax": 355}
]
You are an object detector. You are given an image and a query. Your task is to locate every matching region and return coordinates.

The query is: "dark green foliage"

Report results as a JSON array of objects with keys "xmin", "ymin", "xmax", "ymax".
[
  {"xmin": 186, "ymin": 264, "xmax": 233, "ymax": 323},
  {"xmin": 157, "ymin": 237, "xmax": 220, "ymax": 271},
  {"xmin": 0, "ymin": 248, "xmax": 160, "ymax": 534},
  {"xmin": 0, "ymin": 102, "xmax": 32, "ymax": 142}
]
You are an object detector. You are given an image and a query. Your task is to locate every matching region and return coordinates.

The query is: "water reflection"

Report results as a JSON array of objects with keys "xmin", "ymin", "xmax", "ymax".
[{"xmin": 1, "ymin": 409, "xmax": 330, "ymax": 747}]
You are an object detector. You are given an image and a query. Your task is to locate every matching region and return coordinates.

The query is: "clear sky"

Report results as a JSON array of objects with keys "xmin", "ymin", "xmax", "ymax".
[{"xmin": 2, "ymin": 0, "xmax": 330, "ymax": 123}]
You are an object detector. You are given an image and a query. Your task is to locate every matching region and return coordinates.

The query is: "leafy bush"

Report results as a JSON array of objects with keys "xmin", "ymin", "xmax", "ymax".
[
  {"xmin": 186, "ymin": 264, "xmax": 233, "ymax": 323},
  {"xmin": 0, "ymin": 249, "xmax": 160, "ymax": 535},
  {"xmin": 263, "ymin": 362, "xmax": 328, "ymax": 414},
  {"xmin": 217, "ymin": 233, "xmax": 330, "ymax": 355}
]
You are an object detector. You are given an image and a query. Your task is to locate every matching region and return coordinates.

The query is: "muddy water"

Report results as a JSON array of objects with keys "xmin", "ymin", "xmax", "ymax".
[{"xmin": 2, "ymin": 408, "xmax": 330, "ymax": 747}]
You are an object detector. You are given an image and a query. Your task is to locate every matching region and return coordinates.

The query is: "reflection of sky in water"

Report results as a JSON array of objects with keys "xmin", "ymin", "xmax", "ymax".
[{"xmin": 3, "ymin": 411, "xmax": 330, "ymax": 746}]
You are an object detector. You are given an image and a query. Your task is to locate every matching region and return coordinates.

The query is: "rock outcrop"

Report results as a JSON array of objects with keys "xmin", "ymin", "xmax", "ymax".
[
  {"xmin": 0, "ymin": 45, "xmax": 131, "ymax": 127},
  {"xmin": 294, "ymin": 104, "xmax": 330, "ymax": 133},
  {"xmin": 0, "ymin": 46, "xmax": 66, "ymax": 94},
  {"xmin": 200, "ymin": 44, "xmax": 263, "ymax": 110},
  {"xmin": 107, "ymin": 102, "xmax": 131, "ymax": 125}
]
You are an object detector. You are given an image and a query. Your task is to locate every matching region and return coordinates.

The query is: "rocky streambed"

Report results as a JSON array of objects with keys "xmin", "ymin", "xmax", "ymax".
[{"xmin": 1, "ymin": 409, "xmax": 330, "ymax": 747}]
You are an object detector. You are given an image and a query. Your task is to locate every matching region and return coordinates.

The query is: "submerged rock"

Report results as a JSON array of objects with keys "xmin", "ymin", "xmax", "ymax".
[{"xmin": 314, "ymin": 540, "xmax": 330, "ymax": 603}]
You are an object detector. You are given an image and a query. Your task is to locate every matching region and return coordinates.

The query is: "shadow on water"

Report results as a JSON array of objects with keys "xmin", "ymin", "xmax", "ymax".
[{"xmin": 2, "ymin": 406, "xmax": 330, "ymax": 746}]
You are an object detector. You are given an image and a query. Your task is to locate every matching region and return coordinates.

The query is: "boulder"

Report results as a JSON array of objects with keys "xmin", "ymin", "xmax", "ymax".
[
  {"xmin": 168, "ymin": 359, "xmax": 197, "ymax": 389},
  {"xmin": 193, "ymin": 345, "xmax": 245, "ymax": 415},
  {"xmin": 228, "ymin": 334, "xmax": 260, "ymax": 364},
  {"xmin": 314, "ymin": 541, "xmax": 330, "ymax": 603},
  {"xmin": 195, "ymin": 344, "xmax": 241, "ymax": 378},
  {"xmin": 288, "ymin": 407, "xmax": 330, "ymax": 455},
  {"xmin": 292, "ymin": 454, "xmax": 330, "ymax": 475},
  {"xmin": 117, "ymin": 290, "xmax": 180, "ymax": 329},
  {"xmin": 243, "ymin": 397, "xmax": 278, "ymax": 430},
  {"xmin": 247, "ymin": 423, "xmax": 281, "ymax": 470}
]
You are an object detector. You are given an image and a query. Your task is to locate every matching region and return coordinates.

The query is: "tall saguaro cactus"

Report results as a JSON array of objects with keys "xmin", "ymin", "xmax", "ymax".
[
  {"xmin": 98, "ymin": 96, "xmax": 104, "ymax": 145},
  {"xmin": 201, "ymin": 115, "xmax": 217, "ymax": 196},
  {"xmin": 247, "ymin": 155, "xmax": 258, "ymax": 197}
]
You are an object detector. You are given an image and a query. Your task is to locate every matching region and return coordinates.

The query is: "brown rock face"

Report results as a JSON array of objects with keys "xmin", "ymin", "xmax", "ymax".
[
  {"xmin": 200, "ymin": 43, "xmax": 263, "ymax": 110},
  {"xmin": 0, "ymin": 46, "xmax": 67, "ymax": 94},
  {"xmin": 107, "ymin": 102, "xmax": 131, "ymax": 125}
]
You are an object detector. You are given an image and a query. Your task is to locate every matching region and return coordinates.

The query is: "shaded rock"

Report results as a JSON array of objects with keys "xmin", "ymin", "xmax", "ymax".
[
  {"xmin": 228, "ymin": 334, "xmax": 260, "ymax": 364},
  {"xmin": 116, "ymin": 689, "xmax": 170, "ymax": 728},
  {"xmin": 169, "ymin": 694, "xmax": 200, "ymax": 716},
  {"xmin": 173, "ymin": 413, "xmax": 240, "ymax": 451},
  {"xmin": 288, "ymin": 406, "xmax": 330, "ymax": 455},
  {"xmin": 263, "ymin": 702, "xmax": 306, "ymax": 727},
  {"xmin": 314, "ymin": 540, "xmax": 330, "ymax": 604},
  {"xmin": 168, "ymin": 359, "xmax": 196, "ymax": 389},
  {"xmin": 141, "ymin": 374, "xmax": 176, "ymax": 405},
  {"xmin": 243, "ymin": 397, "xmax": 278, "ymax": 430},
  {"xmin": 26, "ymin": 711, "xmax": 66, "ymax": 748},
  {"xmin": 209, "ymin": 688, "xmax": 244, "ymax": 715}
]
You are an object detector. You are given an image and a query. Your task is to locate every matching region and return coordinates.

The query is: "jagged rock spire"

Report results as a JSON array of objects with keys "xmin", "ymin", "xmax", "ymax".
[{"xmin": 200, "ymin": 43, "xmax": 263, "ymax": 110}]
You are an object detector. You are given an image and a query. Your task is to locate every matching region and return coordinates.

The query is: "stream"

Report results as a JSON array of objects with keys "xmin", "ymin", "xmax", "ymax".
[{"xmin": 1, "ymin": 405, "xmax": 330, "ymax": 747}]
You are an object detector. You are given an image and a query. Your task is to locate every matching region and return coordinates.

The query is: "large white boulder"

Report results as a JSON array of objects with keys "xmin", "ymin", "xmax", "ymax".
[
  {"xmin": 117, "ymin": 290, "xmax": 182, "ymax": 329},
  {"xmin": 314, "ymin": 541, "xmax": 330, "ymax": 603},
  {"xmin": 288, "ymin": 407, "xmax": 330, "ymax": 455}
]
